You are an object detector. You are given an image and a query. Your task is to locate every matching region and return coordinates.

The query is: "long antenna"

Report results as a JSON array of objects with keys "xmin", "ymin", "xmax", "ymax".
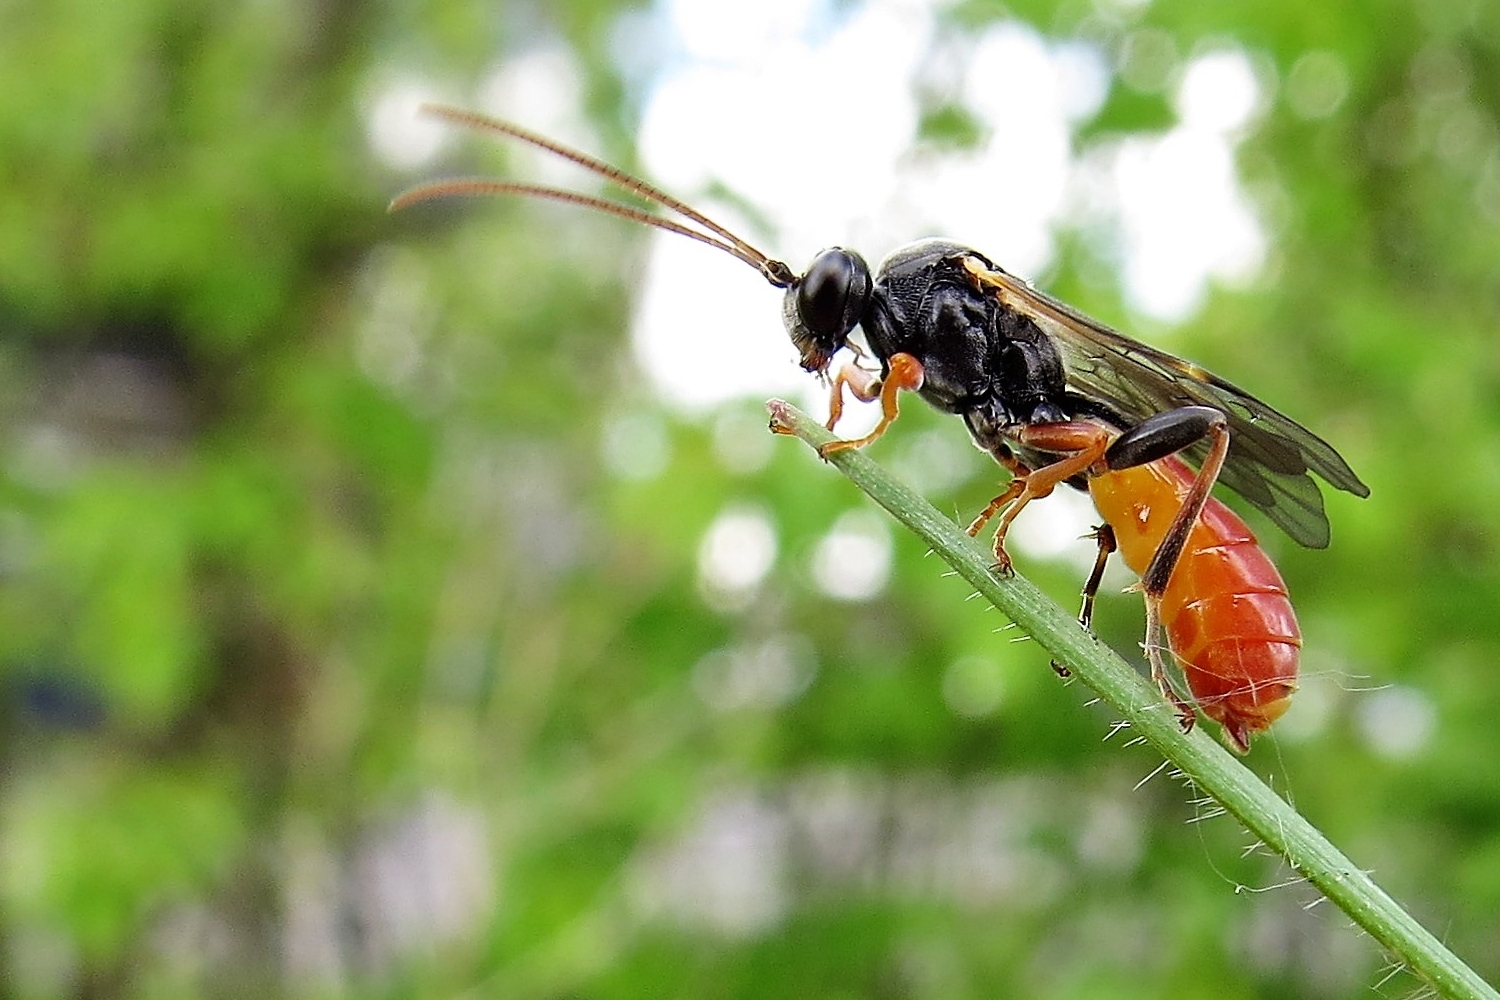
[{"xmin": 389, "ymin": 104, "xmax": 796, "ymax": 288}]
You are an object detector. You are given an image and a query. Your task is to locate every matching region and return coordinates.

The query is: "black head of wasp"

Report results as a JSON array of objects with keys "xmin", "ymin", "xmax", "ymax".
[{"xmin": 391, "ymin": 103, "xmax": 1369, "ymax": 752}]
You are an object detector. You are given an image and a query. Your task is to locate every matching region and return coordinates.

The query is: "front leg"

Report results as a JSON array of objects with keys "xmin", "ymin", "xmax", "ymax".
[
  {"xmin": 823, "ymin": 360, "xmax": 881, "ymax": 433},
  {"xmin": 816, "ymin": 352, "xmax": 925, "ymax": 458}
]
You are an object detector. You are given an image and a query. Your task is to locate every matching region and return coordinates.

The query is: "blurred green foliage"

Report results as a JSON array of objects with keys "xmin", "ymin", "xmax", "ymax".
[{"xmin": 2, "ymin": 0, "xmax": 1499, "ymax": 997}]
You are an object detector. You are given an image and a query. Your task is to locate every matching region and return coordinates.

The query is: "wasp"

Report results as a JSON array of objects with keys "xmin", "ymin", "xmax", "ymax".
[{"xmin": 391, "ymin": 104, "xmax": 1369, "ymax": 752}]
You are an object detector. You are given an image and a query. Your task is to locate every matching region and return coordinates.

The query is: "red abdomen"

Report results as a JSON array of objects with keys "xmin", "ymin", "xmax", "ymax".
[{"xmin": 1087, "ymin": 455, "xmax": 1300, "ymax": 751}]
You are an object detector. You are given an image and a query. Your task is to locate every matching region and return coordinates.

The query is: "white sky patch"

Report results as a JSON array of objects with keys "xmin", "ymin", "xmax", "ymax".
[
  {"xmin": 367, "ymin": 76, "xmax": 454, "ymax": 172},
  {"xmin": 914, "ymin": 25, "xmax": 1106, "ymax": 276},
  {"xmin": 475, "ymin": 48, "xmax": 595, "ymax": 175},
  {"xmin": 631, "ymin": 1, "xmax": 927, "ymax": 410},
  {"xmin": 401, "ymin": 7, "xmax": 1273, "ymax": 413},
  {"xmin": 1002, "ymin": 485, "xmax": 1101, "ymax": 576},
  {"xmin": 666, "ymin": 0, "xmax": 820, "ymax": 62},
  {"xmin": 888, "ymin": 427, "xmax": 981, "ymax": 497},
  {"xmin": 636, "ymin": 8, "xmax": 922, "ymax": 259},
  {"xmin": 1173, "ymin": 49, "xmax": 1263, "ymax": 132},
  {"xmin": 630, "ymin": 229, "xmax": 842, "ymax": 414},
  {"xmin": 625, "ymin": 9, "xmax": 1143, "ymax": 410},
  {"xmin": 368, "ymin": 49, "xmax": 593, "ymax": 184},
  {"xmin": 1107, "ymin": 48, "xmax": 1267, "ymax": 320}
]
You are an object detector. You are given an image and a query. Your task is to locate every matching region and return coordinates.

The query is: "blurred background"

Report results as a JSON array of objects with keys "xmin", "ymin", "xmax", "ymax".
[{"xmin": 3, "ymin": 0, "xmax": 1499, "ymax": 996}]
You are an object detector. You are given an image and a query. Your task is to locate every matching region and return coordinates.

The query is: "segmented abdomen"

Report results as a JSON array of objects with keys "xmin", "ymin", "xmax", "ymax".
[{"xmin": 1087, "ymin": 455, "xmax": 1300, "ymax": 750}]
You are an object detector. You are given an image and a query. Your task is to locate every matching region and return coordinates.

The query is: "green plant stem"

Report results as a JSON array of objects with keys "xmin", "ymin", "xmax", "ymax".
[{"xmin": 768, "ymin": 399, "xmax": 1497, "ymax": 1000}]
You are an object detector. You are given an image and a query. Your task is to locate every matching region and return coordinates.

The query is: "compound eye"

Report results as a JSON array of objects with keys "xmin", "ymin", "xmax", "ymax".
[{"xmin": 796, "ymin": 248, "xmax": 871, "ymax": 339}]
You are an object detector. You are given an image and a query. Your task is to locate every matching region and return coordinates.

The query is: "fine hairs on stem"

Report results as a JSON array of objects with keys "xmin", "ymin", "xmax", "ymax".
[{"xmin": 767, "ymin": 398, "xmax": 1498, "ymax": 1000}]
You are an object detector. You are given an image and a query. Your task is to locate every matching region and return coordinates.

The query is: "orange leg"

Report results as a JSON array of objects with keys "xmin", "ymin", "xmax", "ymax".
[
  {"xmin": 969, "ymin": 422, "xmax": 1112, "ymax": 574},
  {"xmin": 966, "ymin": 448, "xmax": 1031, "ymax": 534},
  {"xmin": 965, "ymin": 479, "xmax": 1026, "ymax": 538},
  {"xmin": 817, "ymin": 352, "xmax": 925, "ymax": 458},
  {"xmin": 823, "ymin": 360, "xmax": 882, "ymax": 433}
]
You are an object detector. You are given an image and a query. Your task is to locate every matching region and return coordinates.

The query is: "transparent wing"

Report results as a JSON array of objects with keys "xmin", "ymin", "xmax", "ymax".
[{"xmin": 972, "ymin": 263, "xmax": 1369, "ymax": 549}]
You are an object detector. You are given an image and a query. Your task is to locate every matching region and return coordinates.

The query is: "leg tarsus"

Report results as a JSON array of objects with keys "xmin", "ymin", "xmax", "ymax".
[
  {"xmin": 1078, "ymin": 524, "xmax": 1117, "ymax": 631},
  {"xmin": 977, "ymin": 475, "xmax": 1057, "ymax": 575},
  {"xmin": 967, "ymin": 480, "xmax": 1026, "ymax": 574},
  {"xmin": 1050, "ymin": 524, "xmax": 1116, "ymax": 679}
]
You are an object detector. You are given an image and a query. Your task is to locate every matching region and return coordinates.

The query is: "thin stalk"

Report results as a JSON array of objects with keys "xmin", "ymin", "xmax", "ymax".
[{"xmin": 768, "ymin": 399, "xmax": 1497, "ymax": 1000}]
